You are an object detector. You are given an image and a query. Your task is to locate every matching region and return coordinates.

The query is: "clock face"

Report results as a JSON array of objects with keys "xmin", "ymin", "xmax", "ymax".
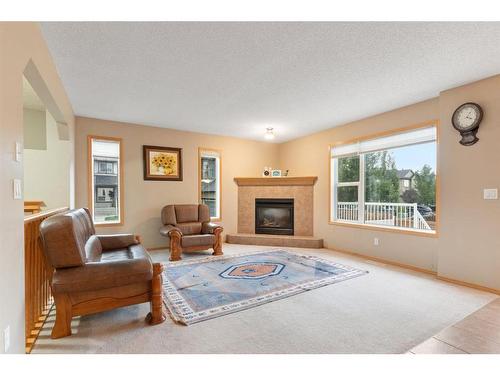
[{"xmin": 452, "ymin": 103, "xmax": 482, "ymax": 131}]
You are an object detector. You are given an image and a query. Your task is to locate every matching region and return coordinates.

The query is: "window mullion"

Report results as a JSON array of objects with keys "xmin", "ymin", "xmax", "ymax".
[
  {"xmin": 332, "ymin": 158, "xmax": 338, "ymax": 221},
  {"xmin": 359, "ymin": 154, "xmax": 365, "ymax": 224},
  {"xmin": 337, "ymin": 182, "xmax": 359, "ymax": 187}
]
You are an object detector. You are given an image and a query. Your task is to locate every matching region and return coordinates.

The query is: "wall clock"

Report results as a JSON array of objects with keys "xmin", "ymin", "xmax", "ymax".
[{"xmin": 451, "ymin": 102, "xmax": 483, "ymax": 146}]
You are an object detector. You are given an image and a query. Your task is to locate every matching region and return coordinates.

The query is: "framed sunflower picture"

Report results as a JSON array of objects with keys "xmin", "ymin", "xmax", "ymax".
[{"xmin": 143, "ymin": 145, "xmax": 183, "ymax": 181}]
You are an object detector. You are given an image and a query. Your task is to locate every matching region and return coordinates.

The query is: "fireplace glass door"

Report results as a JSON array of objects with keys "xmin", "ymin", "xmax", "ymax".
[{"xmin": 255, "ymin": 198, "xmax": 294, "ymax": 235}]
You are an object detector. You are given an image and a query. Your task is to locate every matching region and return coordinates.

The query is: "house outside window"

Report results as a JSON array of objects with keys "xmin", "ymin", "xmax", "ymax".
[
  {"xmin": 330, "ymin": 124, "xmax": 437, "ymax": 234},
  {"xmin": 88, "ymin": 136, "xmax": 123, "ymax": 225},
  {"xmin": 398, "ymin": 169, "xmax": 414, "ymax": 192},
  {"xmin": 199, "ymin": 148, "xmax": 221, "ymax": 220}
]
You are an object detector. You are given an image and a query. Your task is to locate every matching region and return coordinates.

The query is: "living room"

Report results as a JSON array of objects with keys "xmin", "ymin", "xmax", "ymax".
[{"xmin": 2, "ymin": 1, "xmax": 500, "ymax": 373}]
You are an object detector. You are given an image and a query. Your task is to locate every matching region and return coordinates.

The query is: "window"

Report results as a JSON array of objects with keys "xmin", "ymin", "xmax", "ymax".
[
  {"xmin": 96, "ymin": 161, "xmax": 117, "ymax": 175},
  {"xmin": 88, "ymin": 136, "xmax": 123, "ymax": 225},
  {"xmin": 199, "ymin": 148, "xmax": 221, "ymax": 220},
  {"xmin": 330, "ymin": 124, "xmax": 437, "ymax": 234}
]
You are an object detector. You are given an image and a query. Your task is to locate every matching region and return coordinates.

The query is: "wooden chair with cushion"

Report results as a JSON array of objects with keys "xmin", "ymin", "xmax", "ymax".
[
  {"xmin": 40, "ymin": 208, "xmax": 166, "ymax": 339},
  {"xmin": 159, "ymin": 204, "xmax": 223, "ymax": 261}
]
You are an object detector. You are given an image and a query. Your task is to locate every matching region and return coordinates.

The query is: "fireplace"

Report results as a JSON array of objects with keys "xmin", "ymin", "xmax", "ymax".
[{"xmin": 255, "ymin": 198, "xmax": 294, "ymax": 235}]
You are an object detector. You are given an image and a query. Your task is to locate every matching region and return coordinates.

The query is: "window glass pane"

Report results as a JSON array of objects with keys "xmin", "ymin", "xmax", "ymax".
[
  {"xmin": 363, "ymin": 141, "xmax": 436, "ymax": 231},
  {"xmin": 92, "ymin": 139, "xmax": 120, "ymax": 224},
  {"xmin": 364, "ymin": 151, "xmax": 400, "ymax": 204},
  {"xmin": 336, "ymin": 186, "xmax": 358, "ymax": 221},
  {"xmin": 200, "ymin": 151, "xmax": 220, "ymax": 219},
  {"xmin": 337, "ymin": 155, "xmax": 359, "ymax": 183}
]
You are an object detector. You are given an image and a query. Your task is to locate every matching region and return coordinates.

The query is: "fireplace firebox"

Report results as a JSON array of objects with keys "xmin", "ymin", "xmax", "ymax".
[{"xmin": 255, "ymin": 198, "xmax": 294, "ymax": 235}]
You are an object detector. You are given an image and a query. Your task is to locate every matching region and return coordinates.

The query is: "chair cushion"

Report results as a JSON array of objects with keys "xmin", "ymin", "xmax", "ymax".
[
  {"xmin": 51, "ymin": 244, "xmax": 153, "ymax": 293},
  {"xmin": 174, "ymin": 205, "xmax": 199, "ymax": 223},
  {"xmin": 181, "ymin": 234, "xmax": 215, "ymax": 248},
  {"xmin": 176, "ymin": 222, "xmax": 202, "ymax": 235},
  {"xmin": 97, "ymin": 234, "xmax": 139, "ymax": 251}
]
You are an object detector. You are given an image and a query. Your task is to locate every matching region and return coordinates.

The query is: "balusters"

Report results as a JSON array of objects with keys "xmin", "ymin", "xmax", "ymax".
[{"xmin": 24, "ymin": 207, "xmax": 67, "ymax": 353}]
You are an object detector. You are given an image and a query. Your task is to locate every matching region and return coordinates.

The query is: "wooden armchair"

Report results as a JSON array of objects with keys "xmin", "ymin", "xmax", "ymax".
[
  {"xmin": 159, "ymin": 204, "xmax": 223, "ymax": 261},
  {"xmin": 40, "ymin": 208, "xmax": 165, "ymax": 339}
]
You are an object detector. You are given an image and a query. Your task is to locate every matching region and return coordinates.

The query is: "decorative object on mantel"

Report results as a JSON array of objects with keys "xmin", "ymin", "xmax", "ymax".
[
  {"xmin": 143, "ymin": 145, "xmax": 183, "ymax": 181},
  {"xmin": 271, "ymin": 169, "xmax": 282, "ymax": 177},
  {"xmin": 452, "ymin": 102, "xmax": 483, "ymax": 146},
  {"xmin": 262, "ymin": 168, "xmax": 289, "ymax": 177}
]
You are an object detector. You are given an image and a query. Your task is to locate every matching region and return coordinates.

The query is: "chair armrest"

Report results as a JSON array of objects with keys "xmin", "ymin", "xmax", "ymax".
[
  {"xmin": 96, "ymin": 234, "xmax": 139, "ymax": 251},
  {"xmin": 159, "ymin": 225, "xmax": 182, "ymax": 237},
  {"xmin": 202, "ymin": 222, "xmax": 222, "ymax": 234}
]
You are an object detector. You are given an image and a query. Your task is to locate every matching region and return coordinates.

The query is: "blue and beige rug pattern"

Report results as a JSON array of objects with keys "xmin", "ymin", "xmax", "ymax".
[{"xmin": 162, "ymin": 249, "xmax": 368, "ymax": 325}]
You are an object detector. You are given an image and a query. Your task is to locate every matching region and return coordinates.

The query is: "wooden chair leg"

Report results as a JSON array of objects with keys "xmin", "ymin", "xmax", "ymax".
[
  {"xmin": 52, "ymin": 293, "xmax": 72, "ymax": 339},
  {"xmin": 169, "ymin": 231, "xmax": 182, "ymax": 261},
  {"xmin": 212, "ymin": 227, "xmax": 223, "ymax": 256},
  {"xmin": 146, "ymin": 263, "xmax": 166, "ymax": 325}
]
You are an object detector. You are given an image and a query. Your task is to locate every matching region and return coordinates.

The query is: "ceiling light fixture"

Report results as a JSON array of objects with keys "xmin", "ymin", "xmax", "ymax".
[{"xmin": 264, "ymin": 127, "xmax": 275, "ymax": 140}]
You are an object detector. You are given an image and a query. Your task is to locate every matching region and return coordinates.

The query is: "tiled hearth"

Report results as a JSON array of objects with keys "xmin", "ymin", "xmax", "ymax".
[
  {"xmin": 227, "ymin": 176, "xmax": 323, "ymax": 248},
  {"xmin": 226, "ymin": 233, "xmax": 323, "ymax": 248}
]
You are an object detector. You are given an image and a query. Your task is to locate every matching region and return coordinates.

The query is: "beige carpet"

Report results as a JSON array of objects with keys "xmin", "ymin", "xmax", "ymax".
[{"xmin": 31, "ymin": 244, "xmax": 496, "ymax": 354}]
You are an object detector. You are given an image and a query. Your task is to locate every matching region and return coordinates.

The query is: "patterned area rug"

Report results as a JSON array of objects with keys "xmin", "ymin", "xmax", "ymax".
[{"xmin": 162, "ymin": 249, "xmax": 368, "ymax": 325}]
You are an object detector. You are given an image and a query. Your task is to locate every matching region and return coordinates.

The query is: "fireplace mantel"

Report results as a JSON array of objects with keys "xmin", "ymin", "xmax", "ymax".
[{"xmin": 234, "ymin": 176, "xmax": 317, "ymax": 186}]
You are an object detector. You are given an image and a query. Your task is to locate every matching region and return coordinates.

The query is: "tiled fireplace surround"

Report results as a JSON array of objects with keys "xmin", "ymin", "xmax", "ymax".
[{"xmin": 228, "ymin": 177, "xmax": 322, "ymax": 248}]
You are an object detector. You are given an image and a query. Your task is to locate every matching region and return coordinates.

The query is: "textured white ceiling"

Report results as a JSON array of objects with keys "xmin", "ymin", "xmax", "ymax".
[{"xmin": 40, "ymin": 22, "xmax": 500, "ymax": 143}]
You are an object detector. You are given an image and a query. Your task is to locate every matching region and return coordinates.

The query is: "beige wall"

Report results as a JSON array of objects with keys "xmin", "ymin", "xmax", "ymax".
[
  {"xmin": 278, "ymin": 99, "xmax": 440, "ymax": 271},
  {"xmin": 278, "ymin": 74, "xmax": 500, "ymax": 291},
  {"xmin": 437, "ymin": 75, "xmax": 500, "ymax": 289},
  {"xmin": 24, "ymin": 110, "xmax": 71, "ymax": 210},
  {"xmin": 0, "ymin": 22, "xmax": 74, "ymax": 353},
  {"xmin": 75, "ymin": 117, "xmax": 280, "ymax": 249}
]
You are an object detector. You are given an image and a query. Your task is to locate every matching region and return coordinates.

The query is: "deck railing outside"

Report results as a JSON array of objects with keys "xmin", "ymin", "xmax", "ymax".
[
  {"xmin": 336, "ymin": 202, "xmax": 432, "ymax": 231},
  {"xmin": 24, "ymin": 207, "xmax": 68, "ymax": 353}
]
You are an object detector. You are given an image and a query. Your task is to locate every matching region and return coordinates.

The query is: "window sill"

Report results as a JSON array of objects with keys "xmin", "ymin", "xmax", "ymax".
[
  {"xmin": 328, "ymin": 220, "xmax": 438, "ymax": 238},
  {"xmin": 94, "ymin": 221, "xmax": 124, "ymax": 227}
]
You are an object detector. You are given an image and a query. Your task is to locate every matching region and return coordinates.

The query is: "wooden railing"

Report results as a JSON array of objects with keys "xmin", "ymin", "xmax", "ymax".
[{"xmin": 24, "ymin": 207, "xmax": 68, "ymax": 353}]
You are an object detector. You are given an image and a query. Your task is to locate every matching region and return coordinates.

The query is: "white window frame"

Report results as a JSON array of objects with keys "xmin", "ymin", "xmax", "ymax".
[
  {"xmin": 331, "ymin": 157, "xmax": 365, "ymax": 223},
  {"xmin": 329, "ymin": 123, "xmax": 438, "ymax": 235}
]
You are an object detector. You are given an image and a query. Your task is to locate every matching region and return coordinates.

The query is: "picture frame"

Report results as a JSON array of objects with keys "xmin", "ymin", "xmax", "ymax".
[
  {"xmin": 271, "ymin": 169, "xmax": 282, "ymax": 177},
  {"xmin": 143, "ymin": 145, "xmax": 183, "ymax": 181}
]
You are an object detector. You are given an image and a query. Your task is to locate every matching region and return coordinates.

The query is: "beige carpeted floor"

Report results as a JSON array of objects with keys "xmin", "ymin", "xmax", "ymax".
[{"xmin": 31, "ymin": 244, "xmax": 496, "ymax": 354}]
